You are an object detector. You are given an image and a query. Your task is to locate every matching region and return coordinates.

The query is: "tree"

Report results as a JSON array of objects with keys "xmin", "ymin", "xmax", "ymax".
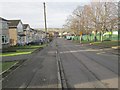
[{"xmin": 63, "ymin": 1, "xmax": 118, "ymax": 42}]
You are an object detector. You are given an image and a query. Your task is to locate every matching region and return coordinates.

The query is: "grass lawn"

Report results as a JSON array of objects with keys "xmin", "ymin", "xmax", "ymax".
[
  {"xmin": 91, "ymin": 41, "xmax": 119, "ymax": 48},
  {"xmin": 1, "ymin": 52, "xmax": 32, "ymax": 57},
  {"xmin": 0, "ymin": 61, "xmax": 18, "ymax": 72},
  {"xmin": 73, "ymin": 39, "xmax": 119, "ymax": 48},
  {"xmin": 14, "ymin": 44, "xmax": 47, "ymax": 49},
  {"xmin": 0, "ymin": 44, "xmax": 47, "ymax": 57}
]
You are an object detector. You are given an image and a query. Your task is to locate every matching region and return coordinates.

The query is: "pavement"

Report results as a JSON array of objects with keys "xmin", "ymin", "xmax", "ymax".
[
  {"xmin": 2, "ymin": 39, "xmax": 58, "ymax": 89},
  {"xmin": 2, "ymin": 54, "xmax": 31, "ymax": 62}
]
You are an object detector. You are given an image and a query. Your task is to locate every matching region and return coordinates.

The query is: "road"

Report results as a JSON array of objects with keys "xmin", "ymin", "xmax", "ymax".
[
  {"xmin": 2, "ymin": 38, "xmax": 118, "ymax": 89},
  {"xmin": 2, "ymin": 39, "xmax": 58, "ymax": 89},
  {"xmin": 56, "ymin": 38, "xmax": 118, "ymax": 88}
]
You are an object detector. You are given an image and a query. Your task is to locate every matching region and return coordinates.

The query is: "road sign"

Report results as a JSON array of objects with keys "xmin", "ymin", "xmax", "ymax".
[{"xmin": 80, "ymin": 31, "xmax": 82, "ymax": 35}]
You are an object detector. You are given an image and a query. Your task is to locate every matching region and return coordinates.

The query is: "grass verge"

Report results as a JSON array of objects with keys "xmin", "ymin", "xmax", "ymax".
[
  {"xmin": 1, "ymin": 44, "xmax": 47, "ymax": 57},
  {"xmin": 0, "ymin": 61, "xmax": 18, "ymax": 72},
  {"xmin": 91, "ymin": 41, "xmax": 119, "ymax": 48},
  {"xmin": 1, "ymin": 60, "xmax": 25, "ymax": 78},
  {"xmin": 73, "ymin": 40, "xmax": 119, "ymax": 48}
]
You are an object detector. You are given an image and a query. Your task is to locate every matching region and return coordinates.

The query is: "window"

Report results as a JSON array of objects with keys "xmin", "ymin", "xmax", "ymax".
[
  {"xmin": 2, "ymin": 35, "xmax": 9, "ymax": 44},
  {"xmin": 0, "ymin": 21, "xmax": 8, "ymax": 30}
]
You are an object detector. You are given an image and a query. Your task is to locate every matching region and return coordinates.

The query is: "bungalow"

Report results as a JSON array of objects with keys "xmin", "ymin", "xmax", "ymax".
[
  {"xmin": 8, "ymin": 20, "xmax": 25, "ymax": 46},
  {"xmin": 0, "ymin": 17, "xmax": 10, "ymax": 48},
  {"xmin": 23, "ymin": 24, "xmax": 31, "ymax": 44}
]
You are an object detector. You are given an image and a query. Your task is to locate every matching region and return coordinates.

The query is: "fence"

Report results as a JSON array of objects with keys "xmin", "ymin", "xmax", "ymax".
[{"xmin": 72, "ymin": 33, "xmax": 119, "ymax": 42}]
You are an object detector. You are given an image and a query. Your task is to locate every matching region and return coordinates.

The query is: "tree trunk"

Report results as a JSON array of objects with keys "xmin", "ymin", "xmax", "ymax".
[
  {"xmin": 100, "ymin": 31, "xmax": 103, "ymax": 42},
  {"xmin": 109, "ymin": 29, "xmax": 112, "ymax": 40},
  {"xmin": 94, "ymin": 32, "xmax": 97, "ymax": 42},
  {"xmin": 94, "ymin": 30, "xmax": 97, "ymax": 42},
  {"xmin": 94, "ymin": 36, "xmax": 97, "ymax": 42},
  {"xmin": 87, "ymin": 34, "xmax": 89, "ymax": 41},
  {"xmin": 80, "ymin": 35, "xmax": 82, "ymax": 44}
]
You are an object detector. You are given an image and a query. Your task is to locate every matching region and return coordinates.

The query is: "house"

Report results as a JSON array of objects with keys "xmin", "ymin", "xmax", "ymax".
[
  {"xmin": 32, "ymin": 29, "xmax": 46, "ymax": 42},
  {"xmin": 37, "ymin": 30, "xmax": 46, "ymax": 40},
  {"xmin": 27, "ymin": 28, "xmax": 46, "ymax": 45},
  {"xmin": 0, "ymin": 17, "xmax": 10, "ymax": 48},
  {"xmin": 32, "ymin": 29, "xmax": 38, "ymax": 42},
  {"xmin": 8, "ymin": 20, "xmax": 25, "ymax": 46},
  {"xmin": 32, "ymin": 29, "xmax": 42, "ymax": 42},
  {"xmin": 29, "ymin": 28, "xmax": 35, "ymax": 43},
  {"xmin": 23, "ymin": 24, "xmax": 31, "ymax": 44}
]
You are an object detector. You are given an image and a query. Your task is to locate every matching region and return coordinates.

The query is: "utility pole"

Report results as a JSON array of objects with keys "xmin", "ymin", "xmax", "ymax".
[
  {"xmin": 78, "ymin": 13, "xmax": 82, "ymax": 44},
  {"xmin": 78, "ymin": 19, "xmax": 81, "ymax": 43},
  {"xmin": 43, "ymin": 2, "xmax": 47, "ymax": 38}
]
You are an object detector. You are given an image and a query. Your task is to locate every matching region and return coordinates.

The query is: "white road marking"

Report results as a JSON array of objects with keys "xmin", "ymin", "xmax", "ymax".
[
  {"xmin": 97, "ymin": 52, "xmax": 106, "ymax": 55},
  {"xmin": 60, "ymin": 49, "xmax": 103, "ymax": 54},
  {"xmin": 96, "ymin": 52, "xmax": 117, "ymax": 57},
  {"xmin": 48, "ymin": 51, "xmax": 57, "ymax": 54}
]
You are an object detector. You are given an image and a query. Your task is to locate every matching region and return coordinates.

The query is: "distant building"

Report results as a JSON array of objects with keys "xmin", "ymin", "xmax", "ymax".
[
  {"xmin": 29, "ymin": 28, "xmax": 35, "ymax": 42},
  {"xmin": 8, "ymin": 20, "xmax": 25, "ymax": 46},
  {"xmin": 0, "ymin": 17, "xmax": 10, "ymax": 48},
  {"xmin": 33, "ymin": 29, "xmax": 39, "ymax": 42},
  {"xmin": 35, "ymin": 30, "xmax": 46, "ymax": 41},
  {"xmin": 23, "ymin": 24, "xmax": 31, "ymax": 44},
  {"xmin": 40, "ymin": 30, "xmax": 46, "ymax": 39}
]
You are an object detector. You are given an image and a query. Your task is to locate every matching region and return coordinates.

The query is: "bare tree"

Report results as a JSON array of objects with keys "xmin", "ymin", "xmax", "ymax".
[{"xmin": 63, "ymin": 1, "xmax": 118, "ymax": 42}]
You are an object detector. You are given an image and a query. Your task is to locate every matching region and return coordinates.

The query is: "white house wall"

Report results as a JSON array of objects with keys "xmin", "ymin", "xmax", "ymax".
[
  {"xmin": 17, "ymin": 21, "xmax": 24, "ymax": 45},
  {"xmin": 25, "ymin": 26, "xmax": 30, "ymax": 44},
  {"xmin": 17, "ymin": 21, "xmax": 23, "ymax": 32},
  {"xmin": 1, "ymin": 19, "xmax": 10, "ymax": 48}
]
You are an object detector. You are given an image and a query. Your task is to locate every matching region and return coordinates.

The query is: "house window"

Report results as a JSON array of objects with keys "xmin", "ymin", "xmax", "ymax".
[
  {"xmin": 0, "ymin": 21, "xmax": 8, "ymax": 30},
  {"xmin": 2, "ymin": 35, "xmax": 8, "ymax": 44}
]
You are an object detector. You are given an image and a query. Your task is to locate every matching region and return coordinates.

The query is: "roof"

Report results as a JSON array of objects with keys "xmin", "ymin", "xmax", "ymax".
[
  {"xmin": 23, "ymin": 24, "xmax": 29, "ymax": 29},
  {"xmin": 0, "ymin": 17, "xmax": 8, "ymax": 21},
  {"xmin": 8, "ymin": 20, "xmax": 21, "ymax": 28}
]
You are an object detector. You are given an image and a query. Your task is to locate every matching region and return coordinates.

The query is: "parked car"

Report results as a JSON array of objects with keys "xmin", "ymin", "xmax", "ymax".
[
  {"xmin": 66, "ymin": 36, "xmax": 74, "ymax": 40},
  {"xmin": 27, "ymin": 41, "xmax": 40, "ymax": 45}
]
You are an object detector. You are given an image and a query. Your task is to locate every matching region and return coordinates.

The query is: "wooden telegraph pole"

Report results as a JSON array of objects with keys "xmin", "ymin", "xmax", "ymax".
[{"xmin": 43, "ymin": 2, "xmax": 47, "ymax": 38}]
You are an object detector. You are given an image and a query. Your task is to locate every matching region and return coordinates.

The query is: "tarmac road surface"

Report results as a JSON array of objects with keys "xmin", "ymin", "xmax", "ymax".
[
  {"xmin": 56, "ymin": 38, "xmax": 118, "ymax": 88},
  {"xmin": 2, "ymin": 38, "xmax": 118, "ymax": 89}
]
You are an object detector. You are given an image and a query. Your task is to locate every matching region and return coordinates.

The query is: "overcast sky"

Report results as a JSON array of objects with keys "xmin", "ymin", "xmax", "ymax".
[{"xmin": 0, "ymin": 0, "xmax": 92, "ymax": 28}]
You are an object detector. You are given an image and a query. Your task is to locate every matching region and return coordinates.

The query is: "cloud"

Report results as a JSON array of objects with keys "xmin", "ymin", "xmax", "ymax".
[
  {"xmin": 0, "ymin": 1, "xmax": 90, "ymax": 28},
  {"xmin": 0, "ymin": 0, "xmax": 91, "ymax": 2}
]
